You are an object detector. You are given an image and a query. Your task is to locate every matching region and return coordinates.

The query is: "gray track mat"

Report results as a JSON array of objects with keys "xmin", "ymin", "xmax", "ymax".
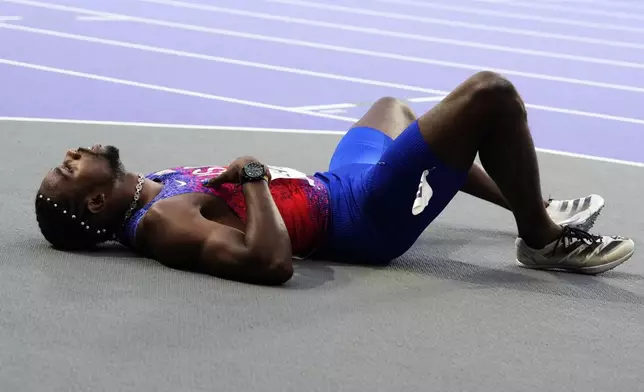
[{"xmin": 2, "ymin": 121, "xmax": 644, "ymax": 392}]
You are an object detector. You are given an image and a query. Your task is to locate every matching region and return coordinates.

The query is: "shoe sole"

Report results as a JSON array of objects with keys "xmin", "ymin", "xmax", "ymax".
[{"xmin": 516, "ymin": 246, "xmax": 635, "ymax": 275}]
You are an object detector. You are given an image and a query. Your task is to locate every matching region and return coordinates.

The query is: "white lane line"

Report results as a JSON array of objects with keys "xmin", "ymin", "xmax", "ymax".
[
  {"xmin": 0, "ymin": 16, "xmax": 22, "ymax": 21},
  {"xmin": 533, "ymin": 148, "xmax": 644, "ymax": 168},
  {"xmin": 267, "ymin": 0, "xmax": 644, "ymax": 50},
  {"xmin": 465, "ymin": 0, "xmax": 644, "ymax": 21},
  {"xmin": 0, "ymin": 58, "xmax": 358, "ymax": 123},
  {"xmin": 142, "ymin": 0, "xmax": 644, "ymax": 70},
  {"xmin": 4, "ymin": 1, "xmax": 644, "ymax": 94},
  {"xmin": 539, "ymin": 0, "xmax": 644, "ymax": 11},
  {"xmin": 318, "ymin": 109, "xmax": 348, "ymax": 114},
  {"xmin": 76, "ymin": 15, "xmax": 130, "ymax": 21},
  {"xmin": 409, "ymin": 96, "xmax": 447, "ymax": 103},
  {"xmin": 2, "ymin": 23, "xmax": 643, "ymax": 126},
  {"xmin": 0, "ymin": 117, "xmax": 347, "ymax": 134},
  {"xmin": 295, "ymin": 98, "xmax": 644, "ymax": 125},
  {"xmin": 377, "ymin": 0, "xmax": 644, "ymax": 33},
  {"xmin": 524, "ymin": 104, "xmax": 644, "ymax": 125},
  {"xmin": 1, "ymin": 116, "xmax": 642, "ymax": 168},
  {"xmin": 0, "ymin": 23, "xmax": 444, "ymax": 95},
  {"xmin": 293, "ymin": 103, "xmax": 361, "ymax": 111},
  {"xmin": 292, "ymin": 96, "xmax": 446, "ymax": 111}
]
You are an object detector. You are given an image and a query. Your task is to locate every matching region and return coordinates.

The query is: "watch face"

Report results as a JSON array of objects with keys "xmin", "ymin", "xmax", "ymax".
[{"xmin": 244, "ymin": 162, "xmax": 265, "ymax": 177}]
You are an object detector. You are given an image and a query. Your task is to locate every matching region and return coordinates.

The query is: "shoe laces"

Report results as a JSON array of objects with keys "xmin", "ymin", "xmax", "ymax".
[{"xmin": 550, "ymin": 226, "xmax": 603, "ymax": 256}]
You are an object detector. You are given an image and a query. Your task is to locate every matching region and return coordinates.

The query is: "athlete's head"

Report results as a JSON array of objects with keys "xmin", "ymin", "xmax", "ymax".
[{"xmin": 35, "ymin": 144, "xmax": 129, "ymax": 250}]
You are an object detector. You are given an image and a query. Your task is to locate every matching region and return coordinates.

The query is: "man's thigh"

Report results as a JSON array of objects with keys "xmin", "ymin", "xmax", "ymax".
[
  {"xmin": 360, "ymin": 120, "xmax": 469, "ymax": 259},
  {"xmin": 328, "ymin": 97, "xmax": 417, "ymax": 171}
]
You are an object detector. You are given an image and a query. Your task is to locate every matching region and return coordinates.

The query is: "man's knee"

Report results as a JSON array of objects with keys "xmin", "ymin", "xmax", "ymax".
[
  {"xmin": 467, "ymin": 71, "xmax": 526, "ymax": 119},
  {"xmin": 353, "ymin": 97, "xmax": 417, "ymax": 139},
  {"xmin": 372, "ymin": 96, "xmax": 417, "ymax": 124},
  {"xmin": 468, "ymin": 71, "xmax": 517, "ymax": 97}
]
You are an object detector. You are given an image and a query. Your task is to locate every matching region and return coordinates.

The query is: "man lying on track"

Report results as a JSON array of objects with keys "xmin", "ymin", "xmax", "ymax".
[{"xmin": 34, "ymin": 71, "xmax": 635, "ymax": 285}]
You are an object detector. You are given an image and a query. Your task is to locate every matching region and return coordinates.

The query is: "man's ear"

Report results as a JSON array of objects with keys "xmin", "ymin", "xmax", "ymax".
[{"xmin": 86, "ymin": 192, "xmax": 106, "ymax": 214}]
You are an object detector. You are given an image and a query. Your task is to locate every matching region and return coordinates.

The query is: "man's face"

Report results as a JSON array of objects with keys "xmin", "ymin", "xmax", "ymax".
[{"xmin": 39, "ymin": 144, "xmax": 125, "ymax": 202}]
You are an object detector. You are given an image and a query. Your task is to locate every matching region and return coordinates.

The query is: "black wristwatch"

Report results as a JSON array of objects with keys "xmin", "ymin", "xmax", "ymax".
[{"xmin": 240, "ymin": 161, "xmax": 268, "ymax": 184}]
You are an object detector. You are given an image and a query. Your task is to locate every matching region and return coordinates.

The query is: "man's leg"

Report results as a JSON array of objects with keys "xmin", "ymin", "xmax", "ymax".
[
  {"xmin": 362, "ymin": 71, "xmax": 633, "ymax": 273},
  {"xmin": 327, "ymin": 97, "xmax": 407, "ymax": 171},
  {"xmin": 463, "ymin": 164, "xmax": 605, "ymax": 231},
  {"xmin": 340, "ymin": 98, "xmax": 593, "ymax": 215},
  {"xmin": 336, "ymin": 97, "xmax": 518, "ymax": 210},
  {"xmin": 414, "ymin": 72, "xmax": 556, "ymax": 247}
]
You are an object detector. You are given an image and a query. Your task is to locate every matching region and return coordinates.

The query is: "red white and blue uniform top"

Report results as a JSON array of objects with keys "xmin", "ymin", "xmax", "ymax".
[{"xmin": 118, "ymin": 165, "xmax": 330, "ymax": 258}]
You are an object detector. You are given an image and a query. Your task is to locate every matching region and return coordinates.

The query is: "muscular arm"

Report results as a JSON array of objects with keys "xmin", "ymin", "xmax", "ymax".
[
  {"xmin": 200, "ymin": 180, "xmax": 293, "ymax": 285},
  {"xmin": 142, "ymin": 180, "xmax": 294, "ymax": 286},
  {"xmin": 239, "ymin": 180, "xmax": 292, "ymax": 268}
]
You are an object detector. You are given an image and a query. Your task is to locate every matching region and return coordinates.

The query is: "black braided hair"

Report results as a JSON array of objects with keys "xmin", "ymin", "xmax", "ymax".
[{"xmin": 34, "ymin": 193, "xmax": 114, "ymax": 251}]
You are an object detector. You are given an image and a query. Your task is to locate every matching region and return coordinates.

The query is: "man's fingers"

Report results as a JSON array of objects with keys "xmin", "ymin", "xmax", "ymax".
[{"xmin": 203, "ymin": 170, "xmax": 230, "ymax": 187}]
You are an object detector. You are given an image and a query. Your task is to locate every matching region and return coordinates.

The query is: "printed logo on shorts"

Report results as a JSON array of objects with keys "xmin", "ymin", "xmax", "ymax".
[{"xmin": 412, "ymin": 169, "xmax": 433, "ymax": 216}]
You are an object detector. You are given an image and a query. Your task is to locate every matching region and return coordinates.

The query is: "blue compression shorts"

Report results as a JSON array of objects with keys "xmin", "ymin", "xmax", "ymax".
[{"xmin": 313, "ymin": 120, "xmax": 468, "ymax": 265}]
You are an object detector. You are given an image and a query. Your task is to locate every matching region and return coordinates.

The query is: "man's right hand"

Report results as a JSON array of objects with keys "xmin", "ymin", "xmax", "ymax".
[{"xmin": 203, "ymin": 156, "xmax": 271, "ymax": 188}]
